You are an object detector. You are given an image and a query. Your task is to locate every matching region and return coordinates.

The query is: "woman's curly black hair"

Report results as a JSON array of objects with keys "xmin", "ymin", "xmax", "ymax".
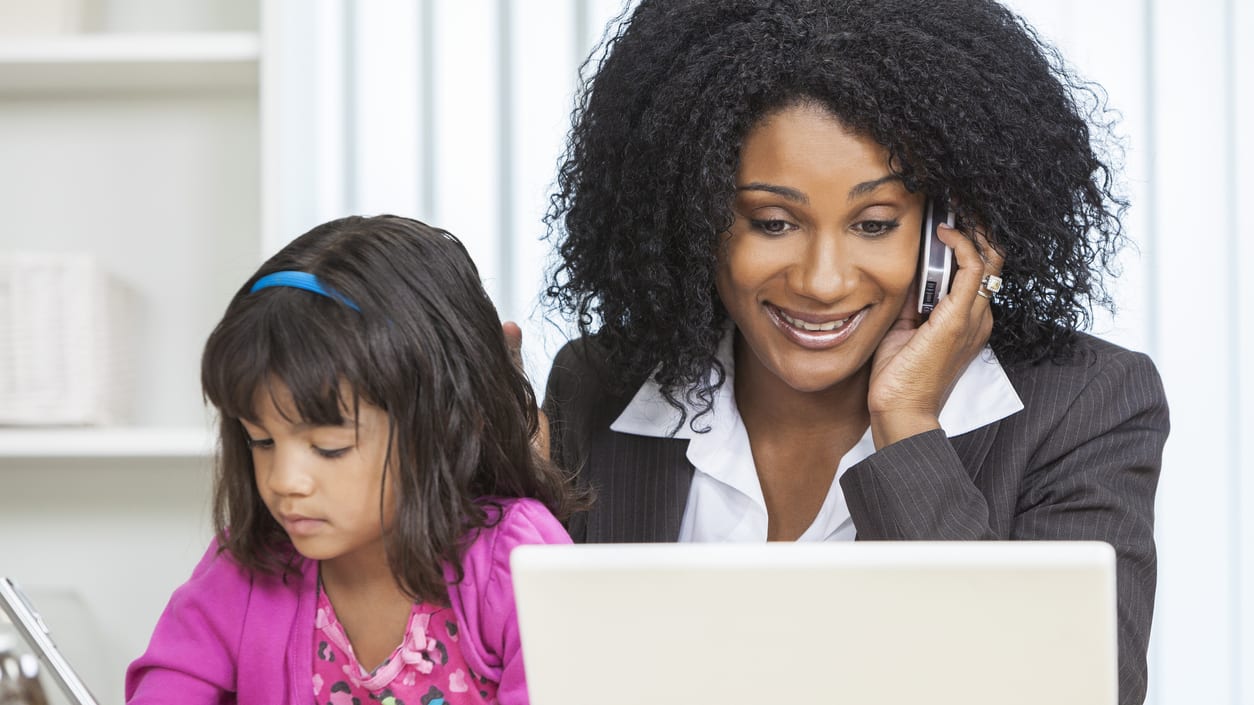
[{"xmin": 544, "ymin": 0, "xmax": 1128, "ymax": 426}]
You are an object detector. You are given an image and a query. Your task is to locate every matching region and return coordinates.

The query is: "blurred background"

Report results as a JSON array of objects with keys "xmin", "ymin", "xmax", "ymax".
[{"xmin": 0, "ymin": 0, "xmax": 1249, "ymax": 703}]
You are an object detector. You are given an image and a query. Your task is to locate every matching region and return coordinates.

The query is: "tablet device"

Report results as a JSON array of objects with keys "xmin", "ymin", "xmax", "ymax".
[
  {"xmin": 0, "ymin": 578, "xmax": 100, "ymax": 705},
  {"xmin": 512, "ymin": 541, "xmax": 1118, "ymax": 705}
]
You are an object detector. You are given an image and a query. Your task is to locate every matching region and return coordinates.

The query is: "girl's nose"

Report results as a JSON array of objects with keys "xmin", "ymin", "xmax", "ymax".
[{"xmin": 262, "ymin": 447, "xmax": 314, "ymax": 497}]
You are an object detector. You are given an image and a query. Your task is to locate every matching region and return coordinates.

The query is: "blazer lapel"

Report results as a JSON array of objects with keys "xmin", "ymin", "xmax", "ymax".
[
  {"xmin": 584, "ymin": 431, "xmax": 694, "ymax": 543},
  {"xmin": 586, "ymin": 419, "xmax": 1003, "ymax": 544}
]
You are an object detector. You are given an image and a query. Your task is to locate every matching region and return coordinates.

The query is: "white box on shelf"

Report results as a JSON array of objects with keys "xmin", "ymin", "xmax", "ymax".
[
  {"xmin": 0, "ymin": 0, "xmax": 84, "ymax": 36},
  {"xmin": 0, "ymin": 253, "xmax": 134, "ymax": 426}
]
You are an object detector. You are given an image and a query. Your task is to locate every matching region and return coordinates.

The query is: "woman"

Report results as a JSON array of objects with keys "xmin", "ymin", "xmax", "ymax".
[{"xmin": 540, "ymin": 1, "xmax": 1167, "ymax": 703}]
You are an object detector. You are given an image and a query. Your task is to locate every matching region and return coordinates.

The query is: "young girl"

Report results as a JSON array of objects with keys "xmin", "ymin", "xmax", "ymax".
[{"xmin": 126, "ymin": 215, "xmax": 582, "ymax": 705}]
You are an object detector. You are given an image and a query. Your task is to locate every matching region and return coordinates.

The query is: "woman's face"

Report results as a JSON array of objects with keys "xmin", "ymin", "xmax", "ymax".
[{"xmin": 717, "ymin": 102, "xmax": 924, "ymax": 395}]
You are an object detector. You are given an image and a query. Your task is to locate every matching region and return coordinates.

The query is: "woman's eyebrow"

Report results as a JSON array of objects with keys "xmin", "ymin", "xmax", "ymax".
[
  {"xmin": 736, "ymin": 182, "xmax": 809, "ymax": 205},
  {"xmin": 736, "ymin": 175, "xmax": 903, "ymax": 204},
  {"xmin": 847, "ymin": 174, "xmax": 903, "ymax": 201}
]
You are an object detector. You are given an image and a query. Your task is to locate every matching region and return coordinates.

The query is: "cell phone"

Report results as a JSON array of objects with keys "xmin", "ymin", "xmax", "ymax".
[
  {"xmin": 0, "ymin": 578, "xmax": 100, "ymax": 705},
  {"xmin": 916, "ymin": 199, "xmax": 956, "ymax": 315}
]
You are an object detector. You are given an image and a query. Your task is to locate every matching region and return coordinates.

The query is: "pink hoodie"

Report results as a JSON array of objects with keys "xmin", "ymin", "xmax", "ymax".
[{"xmin": 125, "ymin": 498, "xmax": 570, "ymax": 705}]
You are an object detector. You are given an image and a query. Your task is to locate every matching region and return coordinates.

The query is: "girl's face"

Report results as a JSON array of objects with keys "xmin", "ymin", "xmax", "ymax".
[
  {"xmin": 243, "ymin": 380, "xmax": 395, "ymax": 573},
  {"xmin": 717, "ymin": 102, "xmax": 924, "ymax": 395}
]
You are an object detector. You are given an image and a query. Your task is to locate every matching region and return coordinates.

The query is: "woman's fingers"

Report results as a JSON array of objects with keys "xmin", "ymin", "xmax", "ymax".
[
  {"xmin": 938, "ymin": 224, "xmax": 997, "ymax": 305},
  {"xmin": 936, "ymin": 223, "xmax": 1002, "ymax": 353},
  {"xmin": 502, "ymin": 320, "xmax": 552, "ymax": 459},
  {"xmin": 502, "ymin": 320, "xmax": 524, "ymax": 370},
  {"xmin": 535, "ymin": 408, "xmax": 551, "ymax": 460},
  {"xmin": 894, "ymin": 275, "xmax": 923, "ymax": 331}
]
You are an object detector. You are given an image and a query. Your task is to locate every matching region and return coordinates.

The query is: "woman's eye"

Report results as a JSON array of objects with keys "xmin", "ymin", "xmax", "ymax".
[
  {"xmin": 856, "ymin": 219, "xmax": 901, "ymax": 237},
  {"xmin": 314, "ymin": 446, "xmax": 351, "ymax": 460},
  {"xmin": 749, "ymin": 219, "xmax": 795, "ymax": 236},
  {"xmin": 246, "ymin": 437, "xmax": 274, "ymax": 450}
]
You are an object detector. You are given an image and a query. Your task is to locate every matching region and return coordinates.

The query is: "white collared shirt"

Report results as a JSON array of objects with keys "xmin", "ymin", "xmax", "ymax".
[{"xmin": 610, "ymin": 329, "xmax": 1025, "ymax": 542}]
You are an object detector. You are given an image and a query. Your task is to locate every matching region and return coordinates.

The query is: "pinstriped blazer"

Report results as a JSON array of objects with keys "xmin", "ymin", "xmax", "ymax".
[{"xmin": 543, "ymin": 331, "xmax": 1167, "ymax": 705}]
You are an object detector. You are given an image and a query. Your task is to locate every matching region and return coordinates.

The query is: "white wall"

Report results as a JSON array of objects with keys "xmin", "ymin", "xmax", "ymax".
[
  {"xmin": 268, "ymin": 1, "xmax": 1250, "ymax": 703},
  {"xmin": 265, "ymin": 0, "xmax": 630, "ymax": 386}
]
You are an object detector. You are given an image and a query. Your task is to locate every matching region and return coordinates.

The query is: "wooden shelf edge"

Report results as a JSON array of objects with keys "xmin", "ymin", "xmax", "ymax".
[
  {"xmin": 0, "ymin": 32, "xmax": 260, "ymax": 93},
  {"xmin": 0, "ymin": 32, "xmax": 260, "ymax": 63},
  {"xmin": 0, "ymin": 427, "xmax": 216, "ymax": 459}
]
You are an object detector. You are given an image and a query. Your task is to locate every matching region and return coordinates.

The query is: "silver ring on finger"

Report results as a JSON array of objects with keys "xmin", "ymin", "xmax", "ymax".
[{"xmin": 977, "ymin": 273, "xmax": 1003, "ymax": 301}]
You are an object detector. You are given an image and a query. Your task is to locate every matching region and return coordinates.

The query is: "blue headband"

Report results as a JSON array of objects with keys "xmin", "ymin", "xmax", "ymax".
[{"xmin": 249, "ymin": 271, "xmax": 361, "ymax": 312}]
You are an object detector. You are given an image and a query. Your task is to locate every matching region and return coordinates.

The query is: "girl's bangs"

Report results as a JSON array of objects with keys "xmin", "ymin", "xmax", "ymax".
[{"xmin": 203, "ymin": 291, "xmax": 368, "ymax": 427}]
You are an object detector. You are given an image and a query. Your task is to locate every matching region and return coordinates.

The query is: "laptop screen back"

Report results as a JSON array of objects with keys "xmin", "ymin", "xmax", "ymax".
[{"xmin": 511, "ymin": 541, "xmax": 1117, "ymax": 705}]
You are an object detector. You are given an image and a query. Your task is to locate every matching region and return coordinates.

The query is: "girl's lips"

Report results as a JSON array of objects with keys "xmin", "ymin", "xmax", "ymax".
[
  {"xmin": 766, "ymin": 304, "xmax": 867, "ymax": 350},
  {"xmin": 281, "ymin": 515, "xmax": 327, "ymax": 537}
]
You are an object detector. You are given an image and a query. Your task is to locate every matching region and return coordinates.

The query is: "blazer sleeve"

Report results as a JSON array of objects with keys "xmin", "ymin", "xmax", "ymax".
[
  {"xmin": 1011, "ymin": 350, "xmax": 1165, "ymax": 705},
  {"xmin": 542, "ymin": 340, "xmax": 592, "ymax": 542},
  {"xmin": 840, "ymin": 348, "xmax": 1167, "ymax": 705}
]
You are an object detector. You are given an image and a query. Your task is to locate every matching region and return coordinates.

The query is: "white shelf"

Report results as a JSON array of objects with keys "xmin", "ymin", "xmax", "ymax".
[
  {"xmin": 0, "ymin": 32, "xmax": 259, "ymax": 93},
  {"xmin": 0, "ymin": 427, "xmax": 215, "ymax": 459}
]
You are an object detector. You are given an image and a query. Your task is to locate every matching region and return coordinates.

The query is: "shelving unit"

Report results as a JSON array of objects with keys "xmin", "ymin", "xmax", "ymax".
[
  {"xmin": 0, "ymin": 4, "xmax": 264, "ymax": 702},
  {"xmin": 0, "ymin": 32, "xmax": 260, "ymax": 93},
  {"xmin": 0, "ymin": 5, "xmax": 264, "ymax": 448}
]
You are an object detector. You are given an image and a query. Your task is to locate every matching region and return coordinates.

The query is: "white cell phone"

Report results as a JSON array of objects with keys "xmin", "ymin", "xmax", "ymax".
[
  {"xmin": 916, "ymin": 199, "xmax": 956, "ymax": 315},
  {"xmin": 0, "ymin": 578, "xmax": 100, "ymax": 705}
]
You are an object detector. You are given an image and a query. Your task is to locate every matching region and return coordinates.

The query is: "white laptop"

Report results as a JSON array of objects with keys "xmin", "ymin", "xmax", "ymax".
[{"xmin": 511, "ymin": 541, "xmax": 1117, "ymax": 705}]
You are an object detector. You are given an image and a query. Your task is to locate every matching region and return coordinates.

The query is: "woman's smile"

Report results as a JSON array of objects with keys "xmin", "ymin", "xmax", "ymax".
[{"xmin": 767, "ymin": 304, "xmax": 868, "ymax": 349}]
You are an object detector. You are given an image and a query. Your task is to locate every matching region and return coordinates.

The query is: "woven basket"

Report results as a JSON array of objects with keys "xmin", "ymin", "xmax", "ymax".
[{"xmin": 0, "ymin": 253, "xmax": 133, "ymax": 426}]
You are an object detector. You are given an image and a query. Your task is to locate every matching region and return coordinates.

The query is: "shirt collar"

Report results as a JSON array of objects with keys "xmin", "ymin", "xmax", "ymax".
[{"xmin": 610, "ymin": 328, "xmax": 1024, "ymax": 440}]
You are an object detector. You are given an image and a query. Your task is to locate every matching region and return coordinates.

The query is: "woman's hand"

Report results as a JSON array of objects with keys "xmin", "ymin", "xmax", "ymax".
[
  {"xmin": 867, "ymin": 225, "xmax": 1003, "ymax": 448},
  {"xmin": 503, "ymin": 321, "xmax": 551, "ymax": 459}
]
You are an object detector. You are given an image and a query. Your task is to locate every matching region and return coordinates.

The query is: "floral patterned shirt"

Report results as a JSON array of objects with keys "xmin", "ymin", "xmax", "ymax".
[{"xmin": 312, "ymin": 584, "xmax": 499, "ymax": 705}]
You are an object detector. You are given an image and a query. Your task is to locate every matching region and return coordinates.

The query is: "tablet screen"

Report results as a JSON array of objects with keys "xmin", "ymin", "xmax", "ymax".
[{"xmin": 0, "ymin": 578, "xmax": 100, "ymax": 705}]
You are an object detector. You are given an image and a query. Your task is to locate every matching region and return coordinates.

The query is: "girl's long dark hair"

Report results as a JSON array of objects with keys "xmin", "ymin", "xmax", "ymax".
[{"xmin": 203, "ymin": 215, "xmax": 584, "ymax": 604}]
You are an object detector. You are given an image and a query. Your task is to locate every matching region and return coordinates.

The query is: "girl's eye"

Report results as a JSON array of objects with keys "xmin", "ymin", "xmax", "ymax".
[
  {"xmin": 314, "ymin": 446, "xmax": 351, "ymax": 460},
  {"xmin": 246, "ymin": 437, "xmax": 274, "ymax": 451},
  {"xmin": 856, "ymin": 219, "xmax": 901, "ymax": 237},
  {"xmin": 749, "ymin": 219, "xmax": 795, "ymax": 236}
]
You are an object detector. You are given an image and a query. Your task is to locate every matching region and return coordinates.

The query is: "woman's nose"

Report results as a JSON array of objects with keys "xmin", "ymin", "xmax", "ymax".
[{"xmin": 791, "ymin": 233, "xmax": 854, "ymax": 303}]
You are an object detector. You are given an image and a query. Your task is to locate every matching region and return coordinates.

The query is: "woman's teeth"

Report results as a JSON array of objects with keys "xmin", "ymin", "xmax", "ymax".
[{"xmin": 778, "ymin": 310, "xmax": 849, "ymax": 332}]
